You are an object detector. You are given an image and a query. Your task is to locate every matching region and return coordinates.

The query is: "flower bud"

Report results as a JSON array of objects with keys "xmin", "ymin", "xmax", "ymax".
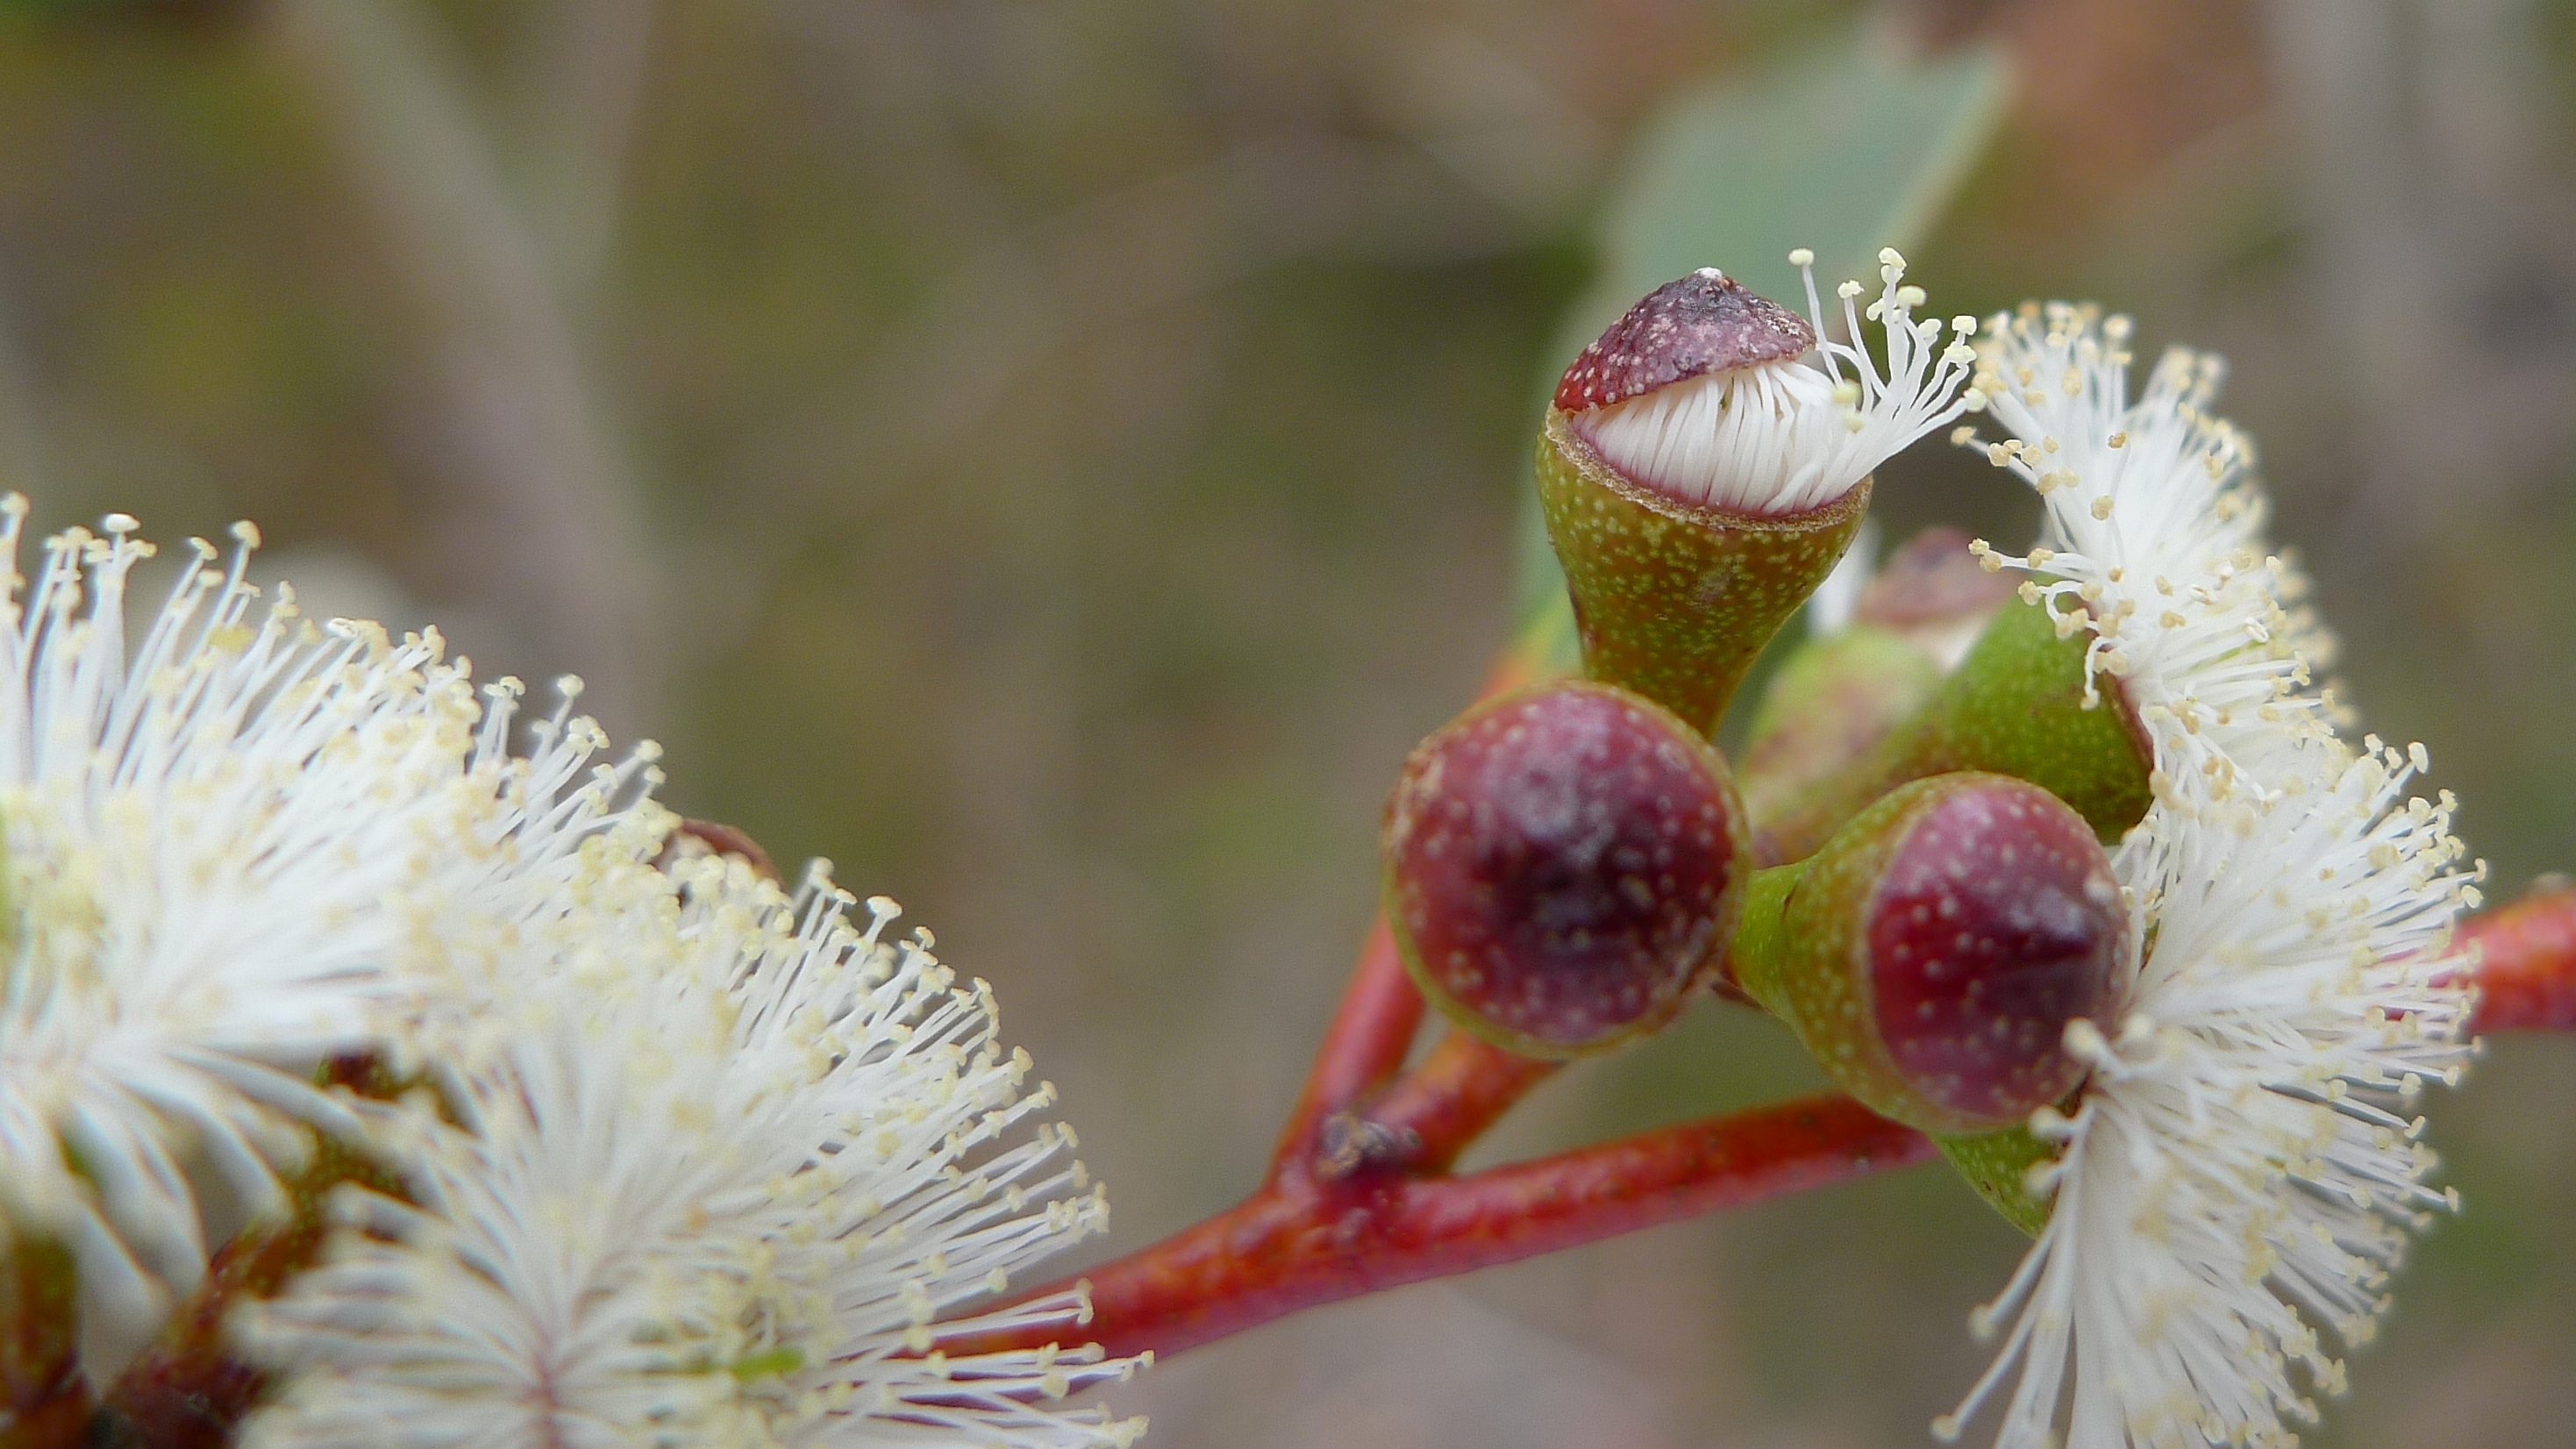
[
  {"xmin": 1738, "ymin": 628, "xmax": 1939, "ymax": 829},
  {"xmin": 1738, "ymin": 528, "xmax": 2016, "ymax": 828},
  {"xmin": 1730, "ymin": 773, "xmax": 2128, "ymax": 1135},
  {"xmin": 1754, "ymin": 594, "xmax": 2155, "ymax": 864},
  {"xmin": 1536, "ymin": 255, "xmax": 1976, "ymax": 733},
  {"xmin": 1382, "ymin": 680, "xmax": 1752, "ymax": 1058},
  {"xmin": 1848, "ymin": 525, "xmax": 2022, "ymax": 667}
]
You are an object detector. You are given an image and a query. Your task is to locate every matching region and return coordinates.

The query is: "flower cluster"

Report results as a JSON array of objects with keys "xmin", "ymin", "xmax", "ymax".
[
  {"xmin": 0, "ymin": 253, "xmax": 2502, "ymax": 1449},
  {"xmin": 1935, "ymin": 303, "xmax": 2482, "ymax": 1449},
  {"xmin": 1530, "ymin": 257, "xmax": 2483, "ymax": 1447},
  {"xmin": 0, "ymin": 499, "xmax": 1139, "ymax": 1447}
]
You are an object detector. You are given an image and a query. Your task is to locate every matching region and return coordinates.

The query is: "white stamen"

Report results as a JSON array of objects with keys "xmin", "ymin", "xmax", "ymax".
[
  {"xmin": 1945, "ymin": 745, "xmax": 2474, "ymax": 1449},
  {"xmin": 1959, "ymin": 303, "xmax": 2340, "ymax": 803},
  {"xmin": 1576, "ymin": 249, "xmax": 1977, "ymax": 515}
]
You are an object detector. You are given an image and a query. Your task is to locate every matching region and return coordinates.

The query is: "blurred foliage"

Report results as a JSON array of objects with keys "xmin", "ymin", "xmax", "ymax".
[{"xmin": 3, "ymin": 2, "xmax": 2576, "ymax": 1447}]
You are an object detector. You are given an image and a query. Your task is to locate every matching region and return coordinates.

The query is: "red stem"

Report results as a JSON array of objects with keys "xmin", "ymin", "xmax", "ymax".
[
  {"xmin": 940, "ymin": 871, "xmax": 2576, "ymax": 1370},
  {"xmin": 956, "ymin": 1094, "xmax": 1927, "ymax": 1360},
  {"xmin": 1360, "ymin": 1031, "xmax": 1559, "ymax": 1174},
  {"xmin": 948, "ymin": 639, "xmax": 2576, "ymax": 1368},
  {"xmin": 1392, "ymin": 1095, "xmax": 1930, "ymax": 1281},
  {"xmin": 2464, "ymin": 882, "xmax": 2576, "ymax": 1031},
  {"xmin": 1269, "ymin": 916, "xmax": 1423, "ymax": 1177}
]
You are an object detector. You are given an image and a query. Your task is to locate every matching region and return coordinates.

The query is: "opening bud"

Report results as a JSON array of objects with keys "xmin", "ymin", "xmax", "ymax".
[
  {"xmin": 1537, "ymin": 256, "xmax": 1976, "ymax": 732},
  {"xmin": 1730, "ymin": 773, "xmax": 2128, "ymax": 1135},
  {"xmin": 1381, "ymin": 680, "xmax": 1752, "ymax": 1058}
]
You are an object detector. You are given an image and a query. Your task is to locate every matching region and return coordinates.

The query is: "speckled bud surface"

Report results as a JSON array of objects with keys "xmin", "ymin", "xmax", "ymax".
[
  {"xmin": 1732, "ymin": 774, "xmax": 2128, "ymax": 1136},
  {"xmin": 1867, "ymin": 776, "xmax": 2123, "ymax": 1126},
  {"xmin": 1552, "ymin": 269, "xmax": 1815, "ymax": 412},
  {"xmin": 1755, "ymin": 596, "xmax": 2155, "ymax": 864},
  {"xmin": 1536, "ymin": 410, "xmax": 1869, "ymax": 735},
  {"xmin": 1738, "ymin": 625, "xmax": 1942, "ymax": 827},
  {"xmin": 1382, "ymin": 681, "xmax": 1752, "ymax": 1059},
  {"xmin": 1934, "ymin": 1124, "xmax": 2059, "ymax": 1237}
]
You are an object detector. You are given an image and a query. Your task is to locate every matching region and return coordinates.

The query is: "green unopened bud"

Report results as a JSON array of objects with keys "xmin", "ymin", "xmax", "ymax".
[
  {"xmin": 1844, "ymin": 525, "xmax": 2023, "ymax": 668},
  {"xmin": 1739, "ymin": 629, "xmax": 1939, "ymax": 827},
  {"xmin": 1738, "ymin": 528, "xmax": 2016, "ymax": 826},
  {"xmin": 1755, "ymin": 595, "xmax": 2154, "ymax": 863},
  {"xmin": 1382, "ymin": 680, "xmax": 1752, "ymax": 1058},
  {"xmin": 1730, "ymin": 773, "xmax": 2128, "ymax": 1136}
]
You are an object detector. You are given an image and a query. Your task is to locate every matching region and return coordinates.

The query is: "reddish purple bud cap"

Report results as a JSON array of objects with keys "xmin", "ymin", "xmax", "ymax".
[
  {"xmin": 1853, "ymin": 526, "xmax": 2021, "ymax": 632},
  {"xmin": 1382, "ymin": 681, "xmax": 1751, "ymax": 1057},
  {"xmin": 1866, "ymin": 777, "xmax": 2127, "ymax": 1126},
  {"xmin": 1553, "ymin": 268, "xmax": 1816, "ymax": 413}
]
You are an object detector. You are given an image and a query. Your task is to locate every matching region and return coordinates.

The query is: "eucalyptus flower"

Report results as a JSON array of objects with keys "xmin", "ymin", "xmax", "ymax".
[
  {"xmin": 0, "ymin": 503, "xmax": 559, "ymax": 1364},
  {"xmin": 1536, "ymin": 250, "xmax": 1980, "ymax": 730},
  {"xmin": 1964, "ymin": 305, "xmax": 2339, "ymax": 807},
  {"xmin": 245, "ymin": 832, "xmax": 1139, "ymax": 1449},
  {"xmin": 1938, "ymin": 740, "xmax": 2479, "ymax": 1449}
]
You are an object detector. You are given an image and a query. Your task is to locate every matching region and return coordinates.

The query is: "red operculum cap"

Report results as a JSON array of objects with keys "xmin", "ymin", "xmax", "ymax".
[
  {"xmin": 1867, "ymin": 776, "xmax": 2128, "ymax": 1127},
  {"xmin": 1853, "ymin": 526, "xmax": 2021, "ymax": 635},
  {"xmin": 1552, "ymin": 268, "xmax": 1815, "ymax": 413},
  {"xmin": 1383, "ymin": 680, "xmax": 1751, "ymax": 1057}
]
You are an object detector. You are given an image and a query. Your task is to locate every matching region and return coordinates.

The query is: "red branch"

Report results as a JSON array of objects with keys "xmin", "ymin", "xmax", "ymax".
[
  {"xmin": 2464, "ymin": 882, "xmax": 2576, "ymax": 1031},
  {"xmin": 955, "ymin": 1095, "xmax": 1928, "ymax": 1360},
  {"xmin": 1268, "ymin": 917, "xmax": 1423, "ymax": 1175},
  {"xmin": 1360, "ymin": 1030, "xmax": 1559, "ymax": 1174},
  {"xmin": 938, "ymin": 636, "xmax": 1944, "ymax": 1365}
]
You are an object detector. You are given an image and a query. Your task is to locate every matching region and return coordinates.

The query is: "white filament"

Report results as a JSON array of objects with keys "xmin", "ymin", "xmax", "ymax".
[
  {"xmin": 0, "ymin": 497, "xmax": 1144, "ymax": 1445},
  {"xmin": 1579, "ymin": 249, "xmax": 1980, "ymax": 515},
  {"xmin": 1940, "ymin": 741, "xmax": 2479, "ymax": 1449},
  {"xmin": 0, "ymin": 501, "xmax": 627, "ymax": 1370},
  {"xmin": 1963, "ymin": 303, "xmax": 2343, "ymax": 809},
  {"xmin": 244, "ymin": 860, "xmax": 1145, "ymax": 1449}
]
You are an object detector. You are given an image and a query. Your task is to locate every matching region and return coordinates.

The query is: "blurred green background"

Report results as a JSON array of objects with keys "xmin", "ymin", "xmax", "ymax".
[{"xmin": 5, "ymin": 1, "xmax": 2576, "ymax": 1445}]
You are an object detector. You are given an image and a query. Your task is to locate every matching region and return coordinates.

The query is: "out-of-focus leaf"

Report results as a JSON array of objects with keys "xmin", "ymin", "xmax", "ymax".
[{"xmin": 1509, "ymin": 26, "xmax": 2011, "ymax": 671}]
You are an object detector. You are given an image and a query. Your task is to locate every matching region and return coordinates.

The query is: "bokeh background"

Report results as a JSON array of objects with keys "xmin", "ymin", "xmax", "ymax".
[{"xmin": 4, "ymin": 1, "xmax": 2575, "ymax": 1445}]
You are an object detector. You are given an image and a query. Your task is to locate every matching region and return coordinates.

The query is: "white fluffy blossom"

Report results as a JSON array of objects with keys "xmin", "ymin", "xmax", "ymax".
[
  {"xmin": 0, "ymin": 503, "xmax": 534, "ymax": 1362},
  {"xmin": 1582, "ymin": 249, "xmax": 1980, "ymax": 515},
  {"xmin": 243, "ymin": 833, "xmax": 1140, "ymax": 1449},
  {"xmin": 1939, "ymin": 740, "xmax": 2480, "ymax": 1449},
  {"xmin": 1963, "ymin": 303, "xmax": 2340, "ymax": 805},
  {"xmin": 0, "ymin": 501, "xmax": 1138, "ymax": 1445}
]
